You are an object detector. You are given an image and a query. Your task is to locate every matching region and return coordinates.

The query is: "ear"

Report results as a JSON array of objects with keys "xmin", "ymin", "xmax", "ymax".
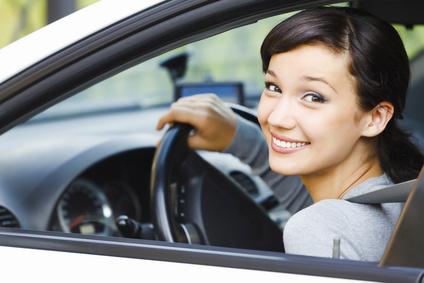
[{"xmin": 361, "ymin": 101, "xmax": 394, "ymax": 138}]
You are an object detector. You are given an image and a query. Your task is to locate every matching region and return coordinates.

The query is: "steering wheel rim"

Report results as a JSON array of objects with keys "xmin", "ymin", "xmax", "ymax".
[
  {"xmin": 150, "ymin": 122, "xmax": 194, "ymax": 243},
  {"xmin": 151, "ymin": 113, "xmax": 283, "ymax": 251}
]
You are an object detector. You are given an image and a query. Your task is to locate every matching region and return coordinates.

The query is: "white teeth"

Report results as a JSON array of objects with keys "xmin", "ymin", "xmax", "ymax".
[{"xmin": 273, "ymin": 137, "xmax": 307, "ymax": 149}]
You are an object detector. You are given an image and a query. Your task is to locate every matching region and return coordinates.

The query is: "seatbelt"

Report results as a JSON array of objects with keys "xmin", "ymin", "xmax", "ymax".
[{"xmin": 346, "ymin": 179, "xmax": 416, "ymax": 204}]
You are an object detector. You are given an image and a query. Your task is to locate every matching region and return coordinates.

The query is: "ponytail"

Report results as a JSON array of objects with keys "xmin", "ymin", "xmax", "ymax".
[{"xmin": 378, "ymin": 120, "xmax": 424, "ymax": 183}]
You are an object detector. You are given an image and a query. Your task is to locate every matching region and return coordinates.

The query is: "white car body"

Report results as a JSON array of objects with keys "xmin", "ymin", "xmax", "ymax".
[{"xmin": 1, "ymin": 245, "xmax": 366, "ymax": 282}]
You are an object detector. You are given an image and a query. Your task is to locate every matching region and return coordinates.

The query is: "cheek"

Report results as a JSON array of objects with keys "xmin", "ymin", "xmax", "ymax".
[
  {"xmin": 257, "ymin": 93, "xmax": 272, "ymax": 129},
  {"xmin": 306, "ymin": 108, "xmax": 360, "ymax": 145}
]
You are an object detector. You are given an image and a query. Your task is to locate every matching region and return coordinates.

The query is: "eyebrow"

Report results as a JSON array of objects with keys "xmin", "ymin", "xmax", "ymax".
[
  {"xmin": 266, "ymin": 70, "xmax": 338, "ymax": 94},
  {"xmin": 302, "ymin": 75, "xmax": 338, "ymax": 94},
  {"xmin": 266, "ymin": 70, "xmax": 277, "ymax": 77}
]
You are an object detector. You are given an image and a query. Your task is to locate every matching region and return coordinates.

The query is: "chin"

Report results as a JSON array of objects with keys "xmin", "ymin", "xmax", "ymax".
[{"xmin": 268, "ymin": 160, "xmax": 301, "ymax": 176}]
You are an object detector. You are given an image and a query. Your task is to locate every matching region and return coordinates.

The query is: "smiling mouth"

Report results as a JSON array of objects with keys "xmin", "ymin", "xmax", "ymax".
[{"xmin": 272, "ymin": 137, "xmax": 309, "ymax": 149}]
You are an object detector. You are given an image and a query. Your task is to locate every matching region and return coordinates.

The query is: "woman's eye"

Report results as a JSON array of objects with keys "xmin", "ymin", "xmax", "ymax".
[
  {"xmin": 265, "ymin": 82, "xmax": 281, "ymax": 93},
  {"xmin": 302, "ymin": 92, "xmax": 327, "ymax": 103}
]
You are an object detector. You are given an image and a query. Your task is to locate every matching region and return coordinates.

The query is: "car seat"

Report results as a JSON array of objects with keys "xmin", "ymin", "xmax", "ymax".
[{"xmin": 401, "ymin": 50, "xmax": 424, "ymax": 152}]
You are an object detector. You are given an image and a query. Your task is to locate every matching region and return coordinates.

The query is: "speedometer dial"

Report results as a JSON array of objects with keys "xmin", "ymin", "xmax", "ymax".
[{"xmin": 57, "ymin": 179, "xmax": 116, "ymax": 236}]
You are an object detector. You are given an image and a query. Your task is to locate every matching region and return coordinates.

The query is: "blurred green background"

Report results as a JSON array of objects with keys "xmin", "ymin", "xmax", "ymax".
[{"xmin": 0, "ymin": 0, "xmax": 99, "ymax": 48}]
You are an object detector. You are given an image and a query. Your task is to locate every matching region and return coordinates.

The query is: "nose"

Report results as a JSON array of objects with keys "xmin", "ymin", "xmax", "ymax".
[{"xmin": 267, "ymin": 96, "xmax": 296, "ymax": 130}]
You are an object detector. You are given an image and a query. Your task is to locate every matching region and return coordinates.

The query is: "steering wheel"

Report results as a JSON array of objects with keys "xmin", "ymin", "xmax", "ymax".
[{"xmin": 150, "ymin": 108, "xmax": 283, "ymax": 252}]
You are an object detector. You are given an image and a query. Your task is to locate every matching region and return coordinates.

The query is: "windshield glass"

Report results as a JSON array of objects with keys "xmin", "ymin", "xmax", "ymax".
[{"xmin": 30, "ymin": 15, "xmax": 290, "ymax": 121}]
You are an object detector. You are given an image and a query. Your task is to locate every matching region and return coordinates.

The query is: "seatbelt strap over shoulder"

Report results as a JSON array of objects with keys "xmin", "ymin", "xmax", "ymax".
[{"xmin": 346, "ymin": 179, "xmax": 416, "ymax": 204}]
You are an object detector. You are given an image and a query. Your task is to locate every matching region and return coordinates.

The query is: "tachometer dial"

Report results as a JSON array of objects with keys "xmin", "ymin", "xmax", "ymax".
[{"xmin": 57, "ymin": 179, "xmax": 116, "ymax": 235}]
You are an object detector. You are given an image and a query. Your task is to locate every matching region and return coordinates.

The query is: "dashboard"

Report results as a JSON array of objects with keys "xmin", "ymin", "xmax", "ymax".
[
  {"xmin": 0, "ymin": 120, "xmax": 287, "ymax": 239},
  {"xmin": 49, "ymin": 148, "xmax": 154, "ymax": 236},
  {"xmin": 0, "ymin": 105, "xmax": 291, "ymax": 241}
]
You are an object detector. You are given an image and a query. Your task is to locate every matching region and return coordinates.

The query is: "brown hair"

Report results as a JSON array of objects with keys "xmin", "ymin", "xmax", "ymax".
[{"xmin": 260, "ymin": 7, "xmax": 423, "ymax": 183}]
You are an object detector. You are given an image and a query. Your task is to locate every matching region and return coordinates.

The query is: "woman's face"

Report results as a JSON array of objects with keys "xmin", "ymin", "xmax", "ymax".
[{"xmin": 258, "ymin": 44, "xmax": 371, "ymax": 178}]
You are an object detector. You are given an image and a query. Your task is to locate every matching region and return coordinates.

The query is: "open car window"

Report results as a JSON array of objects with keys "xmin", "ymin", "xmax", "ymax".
[{"xmin": 0, "ymin": 11, "xmax": 299, "ymax": 241}]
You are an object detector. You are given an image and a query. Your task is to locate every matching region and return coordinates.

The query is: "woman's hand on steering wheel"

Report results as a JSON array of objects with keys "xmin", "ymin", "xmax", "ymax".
[{"xmin": 156, "ymin": 93, "xmax": 237, "ymax": 151}]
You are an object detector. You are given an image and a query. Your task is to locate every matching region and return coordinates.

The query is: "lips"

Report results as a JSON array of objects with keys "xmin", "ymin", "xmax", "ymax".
[
  {"xmin": 272, "ymin": 137, "xmax": 306, "ymax": 148},
  {"xmin": 270, "ymin": 133, "xmax": 310, "ymax": 153}
]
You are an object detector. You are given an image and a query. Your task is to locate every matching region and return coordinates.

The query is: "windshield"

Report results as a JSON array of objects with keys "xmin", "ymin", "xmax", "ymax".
[{"xmin": 29, "ymin": 14, "xmax": 290, "ymax": 121}]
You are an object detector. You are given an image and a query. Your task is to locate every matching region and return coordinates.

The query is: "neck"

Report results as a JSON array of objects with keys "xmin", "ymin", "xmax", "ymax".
[{"xmin": 301, "ymin": 153, "xmax": 383, "ymax": 203}]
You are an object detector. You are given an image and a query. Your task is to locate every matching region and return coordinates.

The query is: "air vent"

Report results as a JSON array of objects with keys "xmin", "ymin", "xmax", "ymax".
[
  {"xmin": 229, "ymin": 171, "xmax": 259, "ymax": 196},
  {"xmin": 0, "ymin": 206, "xmax": 20, "ymax": 228}
]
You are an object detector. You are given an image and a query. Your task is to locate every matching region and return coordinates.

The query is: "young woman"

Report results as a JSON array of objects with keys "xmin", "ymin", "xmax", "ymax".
[{"xmin": 157, "ymin": 7, "xmax": 424, "ymax": 261}]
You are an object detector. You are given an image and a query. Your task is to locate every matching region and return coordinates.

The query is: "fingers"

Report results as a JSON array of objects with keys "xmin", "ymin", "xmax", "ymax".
[
  {"xmin": 156, "ymin": 94, "xmax": 221, "ymax": 130},
  {"xmin": 156, "ymin": 102, "xmax": 201, "ymax": 130},
  {"xmin": 156, "ymin": 93, "xmax": 237, "ymax": 151}
]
